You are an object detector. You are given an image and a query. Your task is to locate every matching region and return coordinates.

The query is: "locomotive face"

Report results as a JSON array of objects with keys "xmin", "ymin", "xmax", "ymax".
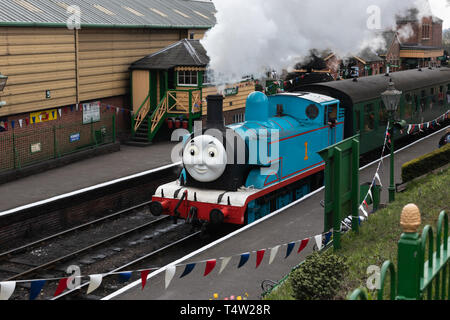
[{"xmin": 183, "ymin": 135, "xmax": 228, "ymax": 182}]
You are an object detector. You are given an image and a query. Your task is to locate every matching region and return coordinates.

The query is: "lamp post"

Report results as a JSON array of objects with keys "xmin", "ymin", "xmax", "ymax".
[
  {"xmin": 0, "ymin": 73, "xmax": 8, "ymax": 107},
  {"xmin": 381, "ymin": 80, "xmax": 402, "ymax": 203}
]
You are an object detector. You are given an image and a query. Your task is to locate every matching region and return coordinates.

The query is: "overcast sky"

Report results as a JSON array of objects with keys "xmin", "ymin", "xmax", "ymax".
[{"xmin": 429, "ymin": 0, "xmax": 450, "ymax": 28}]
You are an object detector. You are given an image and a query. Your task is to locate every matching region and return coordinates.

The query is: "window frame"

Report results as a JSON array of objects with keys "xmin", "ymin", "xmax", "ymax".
[{"xmin": 177, "ymin": 70, "xmax": 199, "ymax": 87}]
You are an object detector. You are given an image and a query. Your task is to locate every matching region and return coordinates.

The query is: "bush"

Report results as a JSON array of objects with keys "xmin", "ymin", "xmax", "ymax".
[
  {"xmin": 290, "ymin": 252, "xmax": 349, "ymax": 300},
  {"xmin": 401, "ymin": 143, "xmax": 450, "ymax": 183}
]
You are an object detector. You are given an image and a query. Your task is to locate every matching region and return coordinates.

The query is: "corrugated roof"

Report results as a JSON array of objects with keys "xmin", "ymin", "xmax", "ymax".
[
  {"xmin": 0, "ymin": 0, "xmax": 216, "ymax": 29},
  {"xmin": 130, "ymin": 39, "xmax": 209, "ymax": 70}
]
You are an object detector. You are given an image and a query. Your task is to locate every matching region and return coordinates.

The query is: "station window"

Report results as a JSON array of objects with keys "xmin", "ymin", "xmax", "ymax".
[
  {"xmin": 364, "ymin": 104, "xmax": 375, "ymax": 132},
  {"xmin": 178, "ymin": 71, "xmax": 198, "ymax": 86}
]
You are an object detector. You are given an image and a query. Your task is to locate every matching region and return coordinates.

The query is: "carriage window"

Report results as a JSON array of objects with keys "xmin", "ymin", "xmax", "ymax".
[
  {"xmin": 355, "ymin": 109, "xmax": 361, "ymax": 133},
  {"xmin": 364, "ymin": 104, "xmax": 375, "ymax": 132},
  {"xmin": 404, "ymin": 94, "xmax": 413, "ymax": 119},
  {"xmin": 379, "ymin": 101, "xmax": 388, "ymax": 127}
]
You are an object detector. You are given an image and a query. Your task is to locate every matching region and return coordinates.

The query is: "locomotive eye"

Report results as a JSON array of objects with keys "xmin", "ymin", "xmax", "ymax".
[
  {"xmin": 187, "ymin": 145, "xmax": 199, "ymax": 157},
  {"xmin": 208, "ymin": 147, "xmax": 218, "ymax": 158}
]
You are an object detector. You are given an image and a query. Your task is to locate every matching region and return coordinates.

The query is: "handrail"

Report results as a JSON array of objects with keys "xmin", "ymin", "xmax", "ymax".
[
  {"xmin": 377, "ymin": 260, "xmax": 397, "ymax": 300},
  {"xmin": 349, "ymin": 288, "xmax": 369, "ymax": 300},
  {"xmin": 133, "ymin": 94, "xmax": 150, "ymax": 132}
]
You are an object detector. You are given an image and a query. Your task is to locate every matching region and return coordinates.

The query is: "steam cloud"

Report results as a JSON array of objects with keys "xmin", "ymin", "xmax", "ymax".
[{"xmin": 201, "ymin": 0, "xmax": 434, "ymax": 85}]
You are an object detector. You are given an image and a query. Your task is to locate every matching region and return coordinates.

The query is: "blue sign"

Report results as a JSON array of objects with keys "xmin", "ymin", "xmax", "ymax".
[{"xmin": 70, "ymin": 133, "xmax": 80, "ymax": 143}]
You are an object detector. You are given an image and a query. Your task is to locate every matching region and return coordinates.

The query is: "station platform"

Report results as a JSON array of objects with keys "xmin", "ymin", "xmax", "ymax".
[
  {"xmin": 104, "ymin": 127, "xmax": 448, "ymax": 301},
  {"xmin": 0, "ymin": 142, "xmax": 177, "ymax": 212}
]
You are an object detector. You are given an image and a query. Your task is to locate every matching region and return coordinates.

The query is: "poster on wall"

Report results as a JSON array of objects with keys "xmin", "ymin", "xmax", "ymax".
[
  {"xmin": 83, "ymin": 101, "xmax": 101, "ymax": 124},
  {"xmin": 30, "ymin": 109, "xmax": 58, "ymax": 124},
  {"xmin": 0, "ymin": 117, "xmax": 7, "ymax": 132}
]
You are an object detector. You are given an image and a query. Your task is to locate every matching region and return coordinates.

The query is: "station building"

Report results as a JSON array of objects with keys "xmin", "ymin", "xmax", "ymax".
[{"xmin": 0, "ymin": 0, "xmax": 215, "ymax": 134}]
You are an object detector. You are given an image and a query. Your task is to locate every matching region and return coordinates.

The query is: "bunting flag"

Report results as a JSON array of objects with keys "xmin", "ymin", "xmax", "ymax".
[
  {"xmin": 29, "ymin": 280, "xmax": 46, "ymax": 300},
  {"xmin": 297, "ymin": 238, "xmax": 309, "ymax": 254},
  {"xmin": 367, "ymin": 189, "xmax": 373, "ymax": 202},
  {"xmin": 360, "ymin": 205, "xmax": 369, "ymax": 218},
  {"xmin": 375, "ymin": 172, "xmax": 382, "ymax": 187},
  {"xmin": 237, "ymin": 253, "xmax": 250, "ymax": 268},
  {"xmin": 256, "ymin": 250, "xmax": 265, "ymax": 269},
  {"xmin": 269, "ymin": 245, "xmax": 280, "ymax": 265},
  {"xmin": 25, "ymin": 118, "xmax": 29, "ymax": 126},
  {"xmin": 0, "ymin": 282, "xmax": 16, "ymax": 300},
  {"xmin": 180, "ymin": 263, "xmax": 196, "ymax": 278},
  {"xmin": 53, "ymin": 278, "xmax": 68, "ymax": 297},
  {"xmin": 165, "ymin": 266, "xmax": 176, "ymax": 289},
  {"xmin": 141, "ymin": 270, "xmax": 150, "ymax": 290},
  {"xmin": 314, "ymin": 235, "xmax": 323, "ymax": 251},
  {"xmin": 285, "ymin": 242, "xmax": 295, "ymax": 259},
  {"xmin": 219, "ymin": 257, "xmax": 231, "ymax": 275},
  {"xmin": 87, "ymin": 274, "xmax": 102, "ymax": 295},
  {"xmin": 324, "ymin": 232, "xmax": 332, "ymax": 246},
  {"xmin": 118, "ymin": 272, "xmax": 132, "ymax": 282},
  {"xmin": 11, "ymin": 120, "xmax": 15, "ymax": 129},
  {"xmin": 18, "ymin": 119, "xmax": 23, "ymax": 128},
  {"xmin": 76, "ymin": 104, "xmax": 79, "ymax": 111},
  {"xmin": 204, "ymin": 260, "xmax": 216, "ymax": 276},
  {"xmin": 58, "ymin": 109, "xmax": 62, "ymax": 118}
]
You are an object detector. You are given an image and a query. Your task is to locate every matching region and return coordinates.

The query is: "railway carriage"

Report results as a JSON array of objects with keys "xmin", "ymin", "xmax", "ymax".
[{"xmin": 299, "ymin": 67, "xmax": 450, "ymax": 155}]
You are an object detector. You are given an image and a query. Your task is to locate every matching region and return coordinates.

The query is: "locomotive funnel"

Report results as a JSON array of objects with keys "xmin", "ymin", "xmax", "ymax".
[{"xmin": 206, "ymin": 94, "xmax": 225, "ymax": 130}]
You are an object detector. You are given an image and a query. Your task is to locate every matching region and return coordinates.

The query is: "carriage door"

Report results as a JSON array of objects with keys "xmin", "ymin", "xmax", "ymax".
[{"xmin": 325, "ymin": 104, "xmax": 338, "ymax": 145}]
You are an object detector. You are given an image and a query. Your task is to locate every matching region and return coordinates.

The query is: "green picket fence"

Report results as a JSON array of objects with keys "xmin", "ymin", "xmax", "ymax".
[
  {"xmin": 350, "ymin": 204, "xmax": 449, "ymax": 300},
  {"xmin": 0, "ymin": 114, "xmax": 116, "ymax": 172}
]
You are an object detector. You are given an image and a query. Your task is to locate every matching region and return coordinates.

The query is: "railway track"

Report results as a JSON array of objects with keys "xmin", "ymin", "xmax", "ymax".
[{"xmin": 0, "ymin": 203, "xmax": 200, "ymax": 300}]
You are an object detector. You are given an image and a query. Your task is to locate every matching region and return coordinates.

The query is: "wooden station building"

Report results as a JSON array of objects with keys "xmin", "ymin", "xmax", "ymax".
[{"xmin": 0, "ymin": 0, "xmax": 216, "ymax": 138}]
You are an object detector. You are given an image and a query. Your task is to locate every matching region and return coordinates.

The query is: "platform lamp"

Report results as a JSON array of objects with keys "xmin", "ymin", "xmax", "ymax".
[
  {"xmin": 381, "ymin": 80, "xmax": 402, "ymax": 203},
  {"xmin": 0, "ymin": 73, "xmax": 8, "ymax": 107}
]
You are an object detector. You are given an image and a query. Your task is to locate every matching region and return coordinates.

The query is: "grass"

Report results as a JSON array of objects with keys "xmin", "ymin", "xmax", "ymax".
[{"xmin": 264, "ymin": 167, "xmax": 450, "ymax": 300}]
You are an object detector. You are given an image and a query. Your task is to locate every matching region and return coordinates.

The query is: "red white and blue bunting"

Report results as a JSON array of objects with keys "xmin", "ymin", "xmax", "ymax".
[{"xmin": 0, "ymin": 230, "xmax": 333, "ymax": 300}]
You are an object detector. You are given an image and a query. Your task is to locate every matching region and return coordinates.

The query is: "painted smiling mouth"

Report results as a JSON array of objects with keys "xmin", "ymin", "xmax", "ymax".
[{"xmin": 194, "ymin": 167, "xmax": 208, "ymax": 174}]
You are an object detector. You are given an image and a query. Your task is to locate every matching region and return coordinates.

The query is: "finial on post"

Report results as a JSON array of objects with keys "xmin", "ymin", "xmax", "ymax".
[{"xmin": 400, "ymin": 204, "xmax": 421, "ymax": 233}]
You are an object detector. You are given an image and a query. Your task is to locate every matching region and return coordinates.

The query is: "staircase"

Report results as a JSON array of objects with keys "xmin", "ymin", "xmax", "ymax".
[{"xmin": 127, "ymin": 89, "xmax": 203, "ymax": 146}]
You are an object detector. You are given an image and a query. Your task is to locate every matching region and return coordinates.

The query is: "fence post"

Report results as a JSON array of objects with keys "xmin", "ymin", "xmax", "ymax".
[{"xmin": 397, "ymin": 203, "xmax": 422, "ymax": 300}]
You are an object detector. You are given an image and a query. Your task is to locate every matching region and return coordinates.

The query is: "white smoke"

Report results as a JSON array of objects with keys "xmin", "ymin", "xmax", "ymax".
[{"xmin": 201, "ymin": 0, "xmax": 434, "ymax": 85}]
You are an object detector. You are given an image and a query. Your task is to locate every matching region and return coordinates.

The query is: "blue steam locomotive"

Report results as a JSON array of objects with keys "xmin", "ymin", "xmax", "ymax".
[{"xmin": 150, "ymin": 90, "xmax": 345, "ymax": 226}]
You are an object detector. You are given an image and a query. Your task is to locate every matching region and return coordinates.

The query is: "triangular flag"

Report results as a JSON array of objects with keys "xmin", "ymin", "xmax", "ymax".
[
  {"xmin": 39, "ymin": 115, "xmax": 42, "ymax": 121},
  {"xmin": 30, "ymin": 280, "xmax": 46, "ymax": 300},
  {"xmin": 375, "ymin": 172, "xmax": 382, "ymax": 187},
  {"xmin": 116, "ymin": 108, "xmax": 120, "ymax": 114},
  {"xmin": 237, "ymin": 253, "xmax": 250, "ymax": 268},
  {"xmin": 314, "ymin": 235, "xmax": 323, "ymax": 251},
  {"xmin": 360, "ymin": 205, "xmax": 369, "ymax": 218},
  {"xmin": 297, "ymin": 238, "xmax": 309, "ymax": 254},
  {"xmin": 76, "ymin": 104, "xmax": 79, "ymax": 111},
  {"xmin": 256, "ymin": 250, "xmax": 265, "ymax": 269},
  {"xmin": 53, "ymin": 278, "xmax": 69, "ymax": 297},
  {"xmin": 367, "ymin": 189, "xmax": 373, "ymax": 202},
  {"xmin": 407, "ymin": 125, "xmax": 412, "ymax": 134},
  {"xmin": 54, "ymin": 278, "xmax": 69, "ymax": 297},
  {"xmin": 118, "ymin": 272, "xmax": 132, "ymax": 282},
  {"xmin": 269, "ymin": 245, "xmax": 280, "ymax": 265},
  {"xmin": 219, "ymin": 257, "xmax": 231, "ymax": 275},
  {"xmin": 70, "ymin": 106, "xmax": 74, "ymax": 112},
  {"xmin": 285, "ymin": 242, "xmax": 295, "ymax": 259},
  {"xmin": 58, "ymin": 109, "xmax": 62, "ymax": 117},
  {"xmin": 324, "ymin": 232, "xmax": 332, "ymax": 246},
  {"xmin": 18, "ymin": 119, "xmax": 23, "ymax": 128},
  {"xmin": 204, "ymin": 260, "xmax": 216, "ymax": 276},
  {"xmin": 25, "ymin": 118, "xmax": 29, "ymax": 126},
  {"xmin": 141, "ymin": 270, "xmax": 150, "ymax": 290},
  {"xmin": 0, "ymin": 281, "xmax": 16, "ymax": 300},
  {"xmin": 165, "ymin": 266, "xmax": 176, "ymax": 289},
  {"xmin": 180, "ymin": 263, "xmax": 196, "ymax": 278},
  {"xmin": 87, "ymin": 274, "xmax": 102, "ymax": 294},
  {"xmin": 11, "ymin": 120, "xmax": 15, "ymax": 129}
]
